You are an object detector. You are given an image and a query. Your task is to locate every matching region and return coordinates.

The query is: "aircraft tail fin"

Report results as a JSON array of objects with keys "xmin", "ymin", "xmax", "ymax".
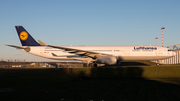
[{"xmin": 15, "ymin": 26, "xmax": 41, "ymax": 46}]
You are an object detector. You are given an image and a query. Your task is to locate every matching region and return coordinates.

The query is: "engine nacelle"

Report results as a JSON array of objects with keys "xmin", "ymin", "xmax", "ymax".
[{"xmin": 96, "ymin": 56, "xmax": 117, "ymax": 65}]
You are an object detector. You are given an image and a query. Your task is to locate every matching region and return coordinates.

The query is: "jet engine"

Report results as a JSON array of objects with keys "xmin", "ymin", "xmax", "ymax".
[{"xmin": 96, "ymin": 56, "xmax": 117, "ymax": 65}]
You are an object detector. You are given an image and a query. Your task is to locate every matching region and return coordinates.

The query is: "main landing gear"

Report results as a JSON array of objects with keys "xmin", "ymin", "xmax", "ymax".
[{"xmin": 83, "ymin": 63, "xmax": 97, "ymax": 67}]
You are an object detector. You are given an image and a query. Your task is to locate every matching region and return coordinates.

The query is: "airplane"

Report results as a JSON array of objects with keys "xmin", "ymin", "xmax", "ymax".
[{"xmin": 5, "ymin": 26, "xmax": 176, "ymax": 67}]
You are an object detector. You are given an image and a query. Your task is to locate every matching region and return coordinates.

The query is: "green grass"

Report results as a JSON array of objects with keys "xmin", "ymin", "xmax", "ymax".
[
  {"xmin": 1, "ymin": 67, "xmax": 180, "ymax": 100},
  {"xmin": 0, "ymin": 68, "xmax": 78, "ymax": 87},
  {"xmin": 121, "ymin": 60, "xmax": 157, "ymax": 66},
  {"xmin": 72, "ymin": 66, "xmax": 180, "ymax": 79},
  {"xmin": 1, "ymin": 66, "xmax": 180, "ymax": 88},
  {"xmin": 142, "ymin": 66, "xmax": 180, "ymax": 79}
]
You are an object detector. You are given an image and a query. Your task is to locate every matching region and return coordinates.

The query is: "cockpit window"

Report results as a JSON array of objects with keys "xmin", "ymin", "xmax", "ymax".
[{"xmin": 168, "ymin": 49, "xmax": 173, "ymax": 51}]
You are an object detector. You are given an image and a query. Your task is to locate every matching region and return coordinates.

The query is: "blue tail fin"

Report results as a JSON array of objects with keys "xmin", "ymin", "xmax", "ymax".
[{"xmin": 15, "ymin": 26, "xmax": 41, "ymax": 46}]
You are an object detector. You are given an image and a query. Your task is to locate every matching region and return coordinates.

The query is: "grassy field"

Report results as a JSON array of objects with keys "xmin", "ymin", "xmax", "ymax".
[
  {"xmin": 1, "ymin": 66, "xmax": 180, "ymax": 101},
  {"xmin": 71, "ymin": 66, "xmax": 180, "ymax": 79},
  {"xmin": 0, "ymin": 68, "xmax": 78, "ymax": 87}
]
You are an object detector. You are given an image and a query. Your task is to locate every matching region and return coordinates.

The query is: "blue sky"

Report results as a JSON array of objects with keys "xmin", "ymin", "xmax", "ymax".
[{"xmin": 0, "ymin": 0, "xmax": 180, "ymax": 62}]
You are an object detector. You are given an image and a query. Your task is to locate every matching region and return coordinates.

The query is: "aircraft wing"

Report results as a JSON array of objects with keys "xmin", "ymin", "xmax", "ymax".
[
  {"xmin": 38, "ymin": 40, "xmax": 111, "ymax": 59},
  {"xmin": 48, "ymin": 45, "xmax": 111, "ymax": 59}
]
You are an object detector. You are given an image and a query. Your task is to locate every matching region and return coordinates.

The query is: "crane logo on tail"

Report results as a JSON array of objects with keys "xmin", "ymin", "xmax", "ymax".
[{"xmin": 20, "ymin": 31, "xmax": 28, "ymax": 41}]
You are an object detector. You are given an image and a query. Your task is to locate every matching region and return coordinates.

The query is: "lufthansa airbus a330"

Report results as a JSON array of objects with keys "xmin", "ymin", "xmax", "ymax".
[{"xmin": 6, "ymin": 26, "xmax": 176, "ymax": 67}]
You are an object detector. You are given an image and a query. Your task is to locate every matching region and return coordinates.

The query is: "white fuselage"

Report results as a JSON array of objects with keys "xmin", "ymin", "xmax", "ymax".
[{"xmin": 19, "ymin": 45, "xmax": 176, "ymax": 61}]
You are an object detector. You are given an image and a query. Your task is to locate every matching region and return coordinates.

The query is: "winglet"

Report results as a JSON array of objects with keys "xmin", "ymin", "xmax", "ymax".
[{"xmin": 38, "ymin": 40, "xmax": 47, "ymax": 46}]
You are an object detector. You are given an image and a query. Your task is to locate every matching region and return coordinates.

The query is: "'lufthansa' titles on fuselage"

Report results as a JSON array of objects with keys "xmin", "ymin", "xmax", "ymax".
[{"xmin": 134, "ymin": 47, "xmax": 157, "ymax": 50}]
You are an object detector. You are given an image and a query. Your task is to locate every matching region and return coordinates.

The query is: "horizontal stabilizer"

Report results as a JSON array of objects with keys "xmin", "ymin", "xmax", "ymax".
[
  {"xmin": 5, "ymin": 44, "xmax": 25, "ymax": 49},
  {"xmin": 5, "ymin": 44, "xmax": 31, "ymax": 52},
  {"xmin": 38, "ymin": 40, "xmax": 47, "ymax": 46}
]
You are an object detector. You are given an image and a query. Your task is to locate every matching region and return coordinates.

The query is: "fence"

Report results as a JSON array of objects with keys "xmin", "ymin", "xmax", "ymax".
[{"xmin": 0, "ymin": 60, "xmax": 84, "ymax": 69}]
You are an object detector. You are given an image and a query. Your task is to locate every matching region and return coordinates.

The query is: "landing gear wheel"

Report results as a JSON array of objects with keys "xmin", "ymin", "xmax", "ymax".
[
  {"xmin": 83, "ymin": 63, "xmax": 87, "ymax": 67},
  {"xmin": 94, "ymin": 63, "xmax": 97, "ymax": 67},
  {"xmin": 88, "ymin": 63, "xmax": 92, "ymax": 67}
]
